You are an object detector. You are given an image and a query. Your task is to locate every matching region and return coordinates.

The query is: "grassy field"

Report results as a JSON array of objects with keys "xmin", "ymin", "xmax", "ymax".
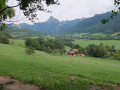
[
  {"xmin": 73, "ymin": 40, "xmax": 120, "ymax": 49},
  {"xmin": 31, "ymin": 35, "xmax": 55, "ymax": 39},
  {"xmin": 65, "ymin": 46, "xmax": 70, "ymax": 49},
  {"xmin": 0, "ymin": 43, "xmax": 120, "ymax": 89},
  {"xmin": 110, "ymin": 32, "xmax": 120, "ymax": 37},
  {"xmin": 10, "ymin": 39, "xmax": 25, "ymax": 47},
  {"xmin": 90, "ymin": 33, "xmax": 107, "ymax": 37},
  {"xmin": 72, "ymin": 33, "xmax": 107, "ymax": 37}
]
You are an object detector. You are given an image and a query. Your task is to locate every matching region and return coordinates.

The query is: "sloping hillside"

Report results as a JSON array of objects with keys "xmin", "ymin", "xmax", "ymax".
[
  {"xmin": 18, "ymin": 16, "xmax": 81, "ymax": 34},
  {"xmin": 0, "ymin": 43, "xmax": 120, "ymax": 89},
  {"xmin": 4, "ymin": 27, "xmax": 46, "ymax": 39},
  {"xmin": 64, "ymin": 12, "xmax": 120, "ymax": 34}
]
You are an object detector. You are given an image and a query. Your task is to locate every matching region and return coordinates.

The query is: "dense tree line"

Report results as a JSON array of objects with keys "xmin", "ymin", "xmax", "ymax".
[
  {"xmin": 25, "ymin": 38, "xmax": 65, "ymax": 53},
  {"xmin": 78, "ymin": 35, "xmax": 120, "ymax": 40},
  {"xmin": 57, "ymin": 33, "xmax": 120, "ymax": 40},
  {"xmin": 25, "ymin": 37, "xmax": 120, "ymax": 60},
  {"xmin": 85, "ymin": 43, "xmax": 120, "ymax": 60},
  {"xmin": 86, "ymin": 44, "xmax": 108, "ymax": 57},
  {"xmin": 65, "ymin": 41, "xmax": 120, "ymax": 60}
]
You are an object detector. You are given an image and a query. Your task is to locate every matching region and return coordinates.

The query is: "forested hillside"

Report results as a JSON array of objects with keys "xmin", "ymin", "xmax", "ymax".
[
  {"xmin": 4, "ymin": 27, "xmax": 44, "ymax": 39},
  {"xmin": 6, "ymin": 12, "xmax": 120, "ymax": 35},
  {"xmin": 19, "ymin": 16, "xmax": 81, "ymax": 34},
  {"xmin": 65, "ymin": 12, "xmax": 120, "ymax": 34}
]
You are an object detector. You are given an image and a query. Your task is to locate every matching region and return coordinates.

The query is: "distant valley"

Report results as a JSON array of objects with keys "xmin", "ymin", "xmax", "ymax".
[
  {"xmin": 9, "ymin": 16, "xmax": 82, "ymax": 34},
  {"xmin": 7, "ymin": 12, "xmax": 120, "ymax": 36}
]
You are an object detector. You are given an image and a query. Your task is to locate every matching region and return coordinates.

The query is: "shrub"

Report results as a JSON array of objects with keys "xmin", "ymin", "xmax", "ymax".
[
  {"xmin": 25, "ymin": 46, "xmax": 35, "ymax": 55},
  {"xmin": 0, "ymin": 32, "xmax": 10, "ymax": 44}
]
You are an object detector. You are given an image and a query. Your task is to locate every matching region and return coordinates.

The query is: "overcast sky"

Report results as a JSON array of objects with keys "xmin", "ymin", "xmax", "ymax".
[{"xmin": 7, "ymin": 0, "xmax": 115, "ymax": 24}]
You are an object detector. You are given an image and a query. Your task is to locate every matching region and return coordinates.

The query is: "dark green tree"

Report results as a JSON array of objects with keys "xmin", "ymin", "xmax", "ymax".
[
  {"xmin": 0, "ymin": 0, "xmax": 15, "ymax": 31},
  {"xmin": 101, "ymin": 0, "xmax": 120, "ymax": 24},
  {"xmin": 0, "ymin": 0, "xmax": 59, "ymax": 23},
  {"xmin": 94, "ymin": 44, "xmax": 107, "ymax": 57},
  {"xmin": 0, "ymin": 0, "xmax": 59, "ymax": 32},
  {"xmin": 0, "ymin": 32, "xmax": 9, "ymax": 44},
  {"xmin": 75, "ymin": 44, "xmax": 80, "ymax": 49},
  {"xmin": 86, "ymin": 44, "xmax": 96, "ymax": 57},
  {"xmin": 60, "ymin": 49, "xmax": 64, "ymax": 56}
]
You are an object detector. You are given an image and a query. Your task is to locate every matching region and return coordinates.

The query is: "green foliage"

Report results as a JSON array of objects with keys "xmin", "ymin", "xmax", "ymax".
[
  {"xmin": 114, "ymin": 50, "xmax": 120, "ymax": 60},
  {"xmin": 86, "ymin": 43, "xmax": 108, "ymax": 57},
  {"xmin": 4, "ymin": 26, "xmax": 56, "ymax": 39},
  {"xmin": 73, "ymin": 39, "xmax": 120, "ymax": 49},
  {"xmin": 0, "ymin": 0, "xmax": 59, "ymax": 23},
  {"xmin": 25, "ymin": 38, "xmax": 65, "ymax": 53},
  {"xmin": 25, "ymin": 46, "xmax": 35, "ymax": 55},
  {"xmin": 0, "ymin": 36, "xmax": 9, "ymax": 44},
  {"xmin": 60, "ymin": 49, "xmax": 64, "ymax": 56},
  {"xmin": 101, "ymin": 0, "xmax": 120, "ymax": 24},
  {"xmin": 4, "ymin": 27, "xmax": 45, "ymax": 39},
  {"xmin": 0, "ymin": 32, "xmax": 9, "ymax": 44},
  {"xmin": 16, "ymin": 0, "xmax": 59, "ymax": 22},
  {"xmin": 0, "ymin": 0, "xmax": 14, "ymax": 33},
  {"xmin": 0, "ymin": 0, "xmax": 15, "ymax": 19},
  {"xmin": 0, "ymin": 0, "xmax": 15, "ymax": 30},
  {"xmin": 86, "ymin": 44, "xmax": 96, "ymax": 57},
  {"xmin": 72, "ymin": 39, "xmax": 120, "ymax": 58},
  {"xmin": 0, "ymin": 23, "xmax": 7, "ymax": 31}
]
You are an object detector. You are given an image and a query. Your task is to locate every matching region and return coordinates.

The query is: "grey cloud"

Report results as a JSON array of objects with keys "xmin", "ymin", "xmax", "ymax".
[{"xmin": 7, "ymin": 0, "xmax": 115, "ymax": 24}]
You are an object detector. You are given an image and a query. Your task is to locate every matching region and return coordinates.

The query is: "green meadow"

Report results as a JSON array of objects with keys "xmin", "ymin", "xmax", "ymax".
[
  {"xmin": 73, "ymin": 33, "xmax": 107, "ymax": 37},
  {"xmin": 0, "ymin": 43, "xmax": 120, "ymax": 89},
  {"xmin": 31, "ymin": 34, "xmax": 55, "ymax": 39},
  {"xmin": 10, "ymin": 39, "xmax": 25, "ymax": 47},
  {"xmin": 73, "ymin": 40, "xmax": 120, "ymax": 49}
]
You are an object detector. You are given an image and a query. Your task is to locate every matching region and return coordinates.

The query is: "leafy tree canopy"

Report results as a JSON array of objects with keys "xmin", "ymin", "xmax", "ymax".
[
  {"xmin": 0, "ymin": 0, "xmax": 59, "ymax": 30},
  {"xmin": 101, "ymin": 0, "xmax": 120, "ymax": 24}
]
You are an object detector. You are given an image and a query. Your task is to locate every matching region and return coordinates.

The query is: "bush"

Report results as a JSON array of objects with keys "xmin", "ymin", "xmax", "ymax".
[
  {"xmin": 25, "ymin": 46, "xmax": 35, "ymax": 55},
  {"xmin": 0, "ymin": 32, "xmax": 10, "ymax": 44},
  {"xmin": 0, "ymin": 36, "xmax": 9, "ymax": 44}
]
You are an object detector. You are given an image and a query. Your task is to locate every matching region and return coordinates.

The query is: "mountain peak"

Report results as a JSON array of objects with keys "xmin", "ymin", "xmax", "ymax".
[
  {"xmin": 49, "ymin": 16, "xmax": 55, "ymax": 19},
  {"xmin": 47, "ymin": 16, "xmax": 60, "ymax": 22}
]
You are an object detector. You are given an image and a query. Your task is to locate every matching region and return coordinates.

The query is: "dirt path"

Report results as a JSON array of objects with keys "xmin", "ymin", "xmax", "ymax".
[
  {"xmin": 89, "ymin": 85, "xmax": 120, "ymax": 90},
  {"xmin": 0, "ymin": 76, "xmax": 39, "ymax": 90},
  {"xmin": 0, "ymin": 75, "xmax": 120, "ymax": 90},
  {"xmin": 68, "ymin": 75, "xmax": 120, "ymax": 90}
]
